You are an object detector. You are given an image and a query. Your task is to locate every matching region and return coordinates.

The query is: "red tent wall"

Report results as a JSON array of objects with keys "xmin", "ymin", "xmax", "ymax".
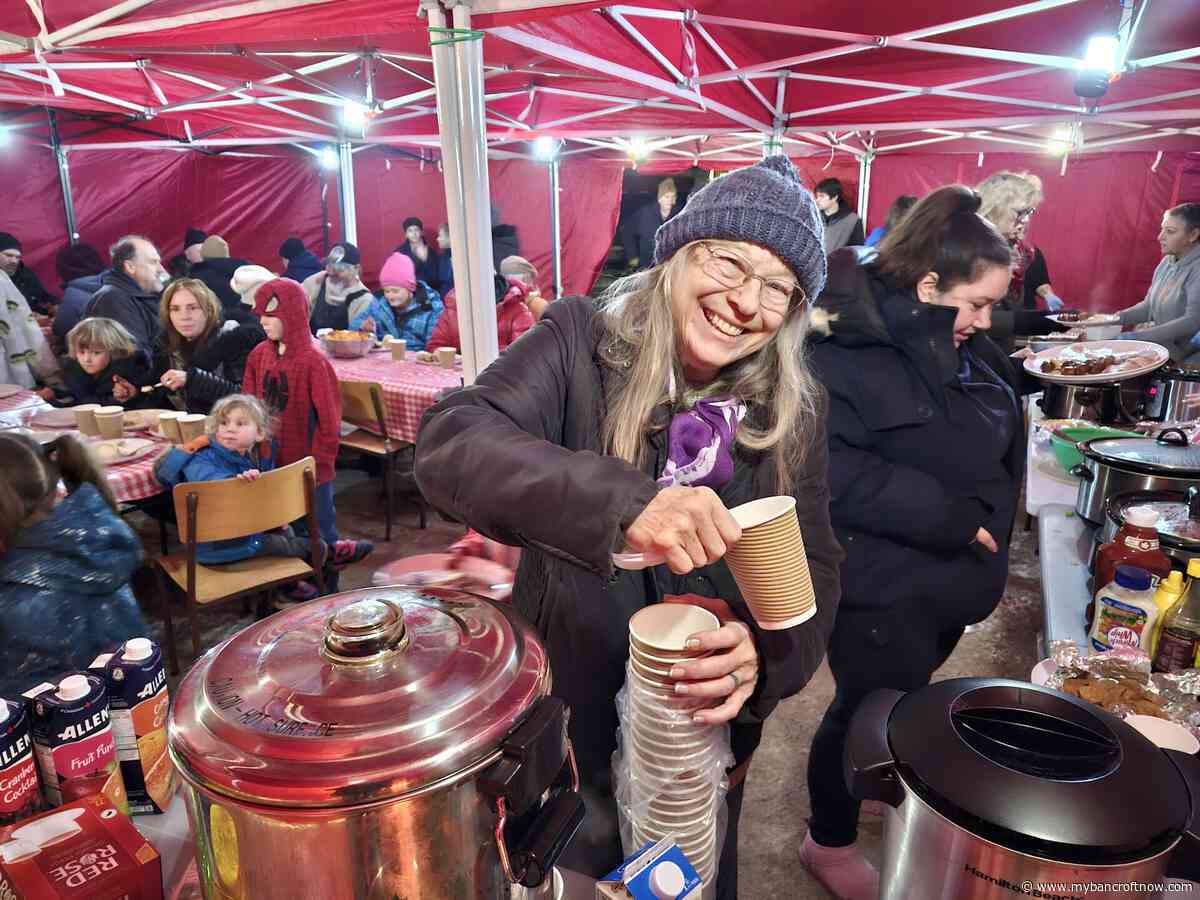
[
  {"xmin": 345, "ymin": 153, "xmax": 625, "ymax": 299},
  {"xmin": 866, "ymin": 151, "xmax": 1200, "ymax": 314},
  {"xmin": 2, "ymin": 143, "xmax": 68, "ymax": 292}
]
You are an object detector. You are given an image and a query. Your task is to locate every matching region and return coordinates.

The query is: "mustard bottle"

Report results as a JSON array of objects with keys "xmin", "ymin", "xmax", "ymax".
[{"xmin": 1150, "ymin": 569, "xmax": 1188, "ymax": 659}]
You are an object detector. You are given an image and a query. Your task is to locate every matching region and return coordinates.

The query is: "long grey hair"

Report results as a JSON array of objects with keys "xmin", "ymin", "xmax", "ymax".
[{"xmin": 598, "ymin": 240, "xmax": 823, "ymax": 493}]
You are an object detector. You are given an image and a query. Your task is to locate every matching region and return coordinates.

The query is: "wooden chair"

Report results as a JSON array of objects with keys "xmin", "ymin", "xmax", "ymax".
[
  {"xmin": 154, "ymin": 457, "xmax": 325, "ymax": 675},
  {"xmin": 338, "ymin": 380, "xmax": 427, "ymax": 542}
]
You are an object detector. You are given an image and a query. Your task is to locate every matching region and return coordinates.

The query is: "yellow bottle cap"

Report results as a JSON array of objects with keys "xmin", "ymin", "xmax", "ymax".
[{"xmin": 1165, "ymin": 569, "xmax": 1186, "ymax": 590}]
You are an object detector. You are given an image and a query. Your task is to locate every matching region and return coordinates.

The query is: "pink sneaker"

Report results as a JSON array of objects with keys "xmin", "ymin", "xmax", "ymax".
[{"xmin": 799, "ymin": 831, "xmax": 880, "ymax": 900}]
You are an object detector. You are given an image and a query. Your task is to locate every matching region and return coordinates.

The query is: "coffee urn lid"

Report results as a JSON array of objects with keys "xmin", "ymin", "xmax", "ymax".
[
  {"xmin": 887, "ymin": 678, "xmax": 1192, "ymax": 860},
  {"xmin": 168, "ymin": 587, "xmax": 549, "ymax": 808}
]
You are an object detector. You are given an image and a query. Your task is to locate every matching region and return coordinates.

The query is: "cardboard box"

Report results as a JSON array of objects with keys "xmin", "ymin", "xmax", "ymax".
[
  {"xmin": 596, "ymin": 838, "xmax": 703, "ymax": 899},
  {"xmin": 0, "ymin": 794, "xmax": 162, "ymax": 898}
]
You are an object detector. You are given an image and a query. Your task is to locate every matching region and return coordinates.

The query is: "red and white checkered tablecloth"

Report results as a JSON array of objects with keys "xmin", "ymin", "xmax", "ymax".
[
  {"xmin": 0, "ymin": 389, "xmax": 44, "ymax": 415},
  {"xmin": 328, "ymin": 351, "xmax": 463, "ymax": 444},
  {"xmin": 106, "ymin": 447, "xmax": 167, "ymax": 504}
]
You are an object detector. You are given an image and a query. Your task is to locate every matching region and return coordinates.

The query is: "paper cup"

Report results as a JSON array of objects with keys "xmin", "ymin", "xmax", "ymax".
[
  {"xmin": 390, "ymin": 338, "xmax": 408, "ymax": 362},
  {"xmin": 724, "ymin": 496, "xmax": 817, "ymax": 630},
  {"xmin": 435, "ymin": 346, "xmax": 457, "ymax": 368},
  {"xmin": 73, "ymin": 403, "xmax": 102, "ymax": 436},
  {"xmin": 1125, "ymin": 715, "xmax": 1200, "ymax": 754},
  {"xmin": 94, "ymin": 406, "xmax": 125, "ymax": 439},
  {"xmin": 158, "ymin": 411, "xmax": 185, "ymax": 443},
  {"xmin": 629, "ymin": 605, "xmax": 720, "ymax": 653},
  {"xmin": 178, "ymin": 413, "xmax": 208, "ymax": 443}
]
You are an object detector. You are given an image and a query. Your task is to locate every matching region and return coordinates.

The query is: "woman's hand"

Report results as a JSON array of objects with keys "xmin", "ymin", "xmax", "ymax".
[
  {"xmin": 111, "ymin": 376, "xmax": 136, "ymax": 403},
  {"xmin": 973, "ymin": 526, "xmax": 998, "ymax": 553},
  {"xmin": 161, "ymin": 369, "xmax": 188, "ymax": 391},
  {"xmin": 662, "ymin": 595, "xmax": 759, "ymax": 725},
  {"xmin": 624, "ymin": 486, "xmax": 741, "ymax": 574}
]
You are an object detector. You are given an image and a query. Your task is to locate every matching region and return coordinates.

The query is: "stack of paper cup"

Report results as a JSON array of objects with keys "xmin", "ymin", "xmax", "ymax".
[
  {"xmin": 626, "ymin": 604, "xmax": 724, "ymax": 885},
  {"xmin": 723, "ymin": 496, "xmax": 816, "ymax": 630},
  {"xmin": 158, "ymin": 411, "xmax": 185, "ymax": 443},
  {"xmin": 178, "ymin": 414, "xmax": 208, "ymax": 443},
  {"xmin": 72, "ymin": 404, "xmax": 102, "ymax": 437},
  {"xmin": 94, "ymin": 406, "xmax": 125, "ymax": 439}
]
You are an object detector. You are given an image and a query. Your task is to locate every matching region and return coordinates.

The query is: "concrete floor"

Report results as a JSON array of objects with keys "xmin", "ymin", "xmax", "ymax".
[{"xmin": 129, "ymin": 463, "xmax": 1042, "ymax": 899}]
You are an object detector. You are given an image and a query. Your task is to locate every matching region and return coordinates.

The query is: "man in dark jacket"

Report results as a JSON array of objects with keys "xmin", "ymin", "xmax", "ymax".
[
  {"xmin": 814, "ymin": 178, "xmax": 865, "ymax": 253},
  {"xmin": 51, "ymin": 241, "xmax": 108, "ymax": 352},
  {"xmin": 86, "ymin": 235, "xmax": 167, "ymax": 354},
  {"xmin": 279, "ymin": 237, "xmax": 322, "ymax": 284},
  {"xmin": 621, "ymin": 177, "xmax": 680, "ymax": 270},
  {"xmin": 490, "ymin": 204, "xmax": 520, "ymax": 271},
  {"xmin": 183, "ymin": 227, "xmax": 206, "ymax": 269},
  {"xmin": 189, "ymin": 235, "xmax": 256, "ymax": 325},
  {"xmin": 0, "ymin": 232, "xmax": 58, "ymax": 315}
]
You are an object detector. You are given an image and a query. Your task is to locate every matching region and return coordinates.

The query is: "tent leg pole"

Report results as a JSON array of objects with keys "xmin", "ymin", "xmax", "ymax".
[
  {"xmin": 550, "ymin": 157, "xmax": 562, "ymax": 298},
  {"xmin": 857, "ymin": 151, "xmax": 873, "ymax": 232},
  {"xmin": 336, "ymin": 140, "xmax": 358, "ymax": 245},
  {"xmin": 427, "ymin": 0, "xmax": 498, "ymax": 384},
  {"xmin": 47, "ymin": 109, "xmax": 79, "ymax": 244},
  {"xmin": 320, "ymin": 179, "xmax": 330, "ymax": 257}
]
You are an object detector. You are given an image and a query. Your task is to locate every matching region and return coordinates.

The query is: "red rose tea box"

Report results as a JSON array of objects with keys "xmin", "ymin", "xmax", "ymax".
[{"xmin": 0, "ymin": 794, "xmax": 162, "ymax": 898}]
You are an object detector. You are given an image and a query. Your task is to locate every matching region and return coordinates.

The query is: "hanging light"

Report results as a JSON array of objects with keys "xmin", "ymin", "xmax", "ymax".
[
  {"xmin": 319, "ymin": 146, "xmax": 338, "ymax": 170},
  {"xmin": 627, "ymin": 136, "xmax": 649, "ymax": 160},
  {"xmin": 0, "ymin": 126, "xmax": 10, "ymax": 148},
  {"xmin": 533, "ymin": 135, "xmax": 558, "ymax": 160},
  {"xmin": 1046, "ymin": 126, "xmax": 1072, "ymax": 155},
  {"xmin": 1075, "ymin": 35, "xmax": 1120, "ymax": 100},
  {"xmin": 341, "ymin": 101, "xmax": 367, "ymax": 129}
]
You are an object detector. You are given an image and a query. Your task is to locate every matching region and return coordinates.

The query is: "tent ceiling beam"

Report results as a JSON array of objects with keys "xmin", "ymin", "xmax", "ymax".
[
  {"xmin": 45, "ymin": 0, "xmax": 159, "ymax": 47},
  {"xmin": 606, "ymin": 8, "xmax": 689, "ymax": 86},
  {"xmin": 3, "ymin": 67, "xmax": 145, "ymax": 113},
  {"xmin": 1100, "ymin": 87, "xmax": 1200, "ymax": 113},
  {"xmin": 535, "ymin": 101, "xmax": 640, "ymax": 130},
  {"xmin": 239, "ymin": 48, "xmax": 361, "ymax": 103},
  {"xmin": 688, "ymin": 21, "xmax": 778, "ymax": 120},
  {"xmin": 489, "ymin": 24, "xmax": 771, "ymax": 132},
  {"xmin": 1130, "ymin": 46, "xmax": 1200, "ymax": 70},
  {"xmin": 376, "ymin": 55, "xmax": 435, "ymax": 87},
  {"xmin": 533, "ymin": 85, "xmax": 697, "ymax": 112}
]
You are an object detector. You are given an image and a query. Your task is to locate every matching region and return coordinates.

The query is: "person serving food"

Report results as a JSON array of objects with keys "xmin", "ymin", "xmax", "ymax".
[{"xmin": 414, "ymin": 155, "xmax": 841, "ymax": 897}]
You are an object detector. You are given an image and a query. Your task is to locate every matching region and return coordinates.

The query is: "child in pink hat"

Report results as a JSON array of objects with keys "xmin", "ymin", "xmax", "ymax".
[{"xmin": 349, "ymin": 251, "xmax": 444, "ymax": 352}]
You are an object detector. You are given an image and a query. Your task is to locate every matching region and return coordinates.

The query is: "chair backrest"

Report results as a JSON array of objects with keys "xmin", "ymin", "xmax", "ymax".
[
  {"xmin": 339, "ymin": 380, "xmax": 388, "ymax": 439},
  {"xmin": 173, "ymin": 456, "xmax": 316, "ymax": 544}
]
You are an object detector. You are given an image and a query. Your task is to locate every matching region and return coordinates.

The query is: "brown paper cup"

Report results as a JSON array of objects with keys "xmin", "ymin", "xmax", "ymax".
[
  {"xmin": 435, "ymin": 346, "xmax": 456, "ymax": 368},
  {"xmin": 158, "ymin": 412, "xmax": 185, "ymax": 443},
  {"xmin": 94, "ymin": 406, "xmax": 125, "ymax": 440},
  {"xmin": 178, "ymin": 413, "xmax": 208, "ymax": 443},
  {"xmin": 724, "ymin": 496, "xmax": 817, "ymax": 630},
  {"xmin": 390, "ymin": 338, "xmax": 407, "ymax": 362},
  {"xmin": 73, "ymin": 404, "xmax": 102, "ymax": 436}
]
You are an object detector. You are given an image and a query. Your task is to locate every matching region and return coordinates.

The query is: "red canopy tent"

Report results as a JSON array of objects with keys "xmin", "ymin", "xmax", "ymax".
[{"xmin": 0, "ymin": 0, "xmax": 1197, "ymax": 324}]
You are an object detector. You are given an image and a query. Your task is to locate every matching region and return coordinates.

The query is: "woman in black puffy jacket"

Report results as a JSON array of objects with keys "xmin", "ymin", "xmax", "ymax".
[{"xmin": 116, "ymin": 278, "xmax": 263, "ymax": 414}]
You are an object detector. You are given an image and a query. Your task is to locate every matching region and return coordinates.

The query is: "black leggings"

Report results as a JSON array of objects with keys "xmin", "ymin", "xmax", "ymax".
[{"xmin": 806, "ymin": 607, "xmax": 965, "ymax": 848}]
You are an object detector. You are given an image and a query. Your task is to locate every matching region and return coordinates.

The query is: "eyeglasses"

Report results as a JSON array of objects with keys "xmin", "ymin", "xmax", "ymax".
[
  {"xmin": 696, "ymin": 243, "xmax": 805, "ymax": 313},
  {"xmin": 1015, "ymin": 207, "xmax": 1036, "ymax": 223}
]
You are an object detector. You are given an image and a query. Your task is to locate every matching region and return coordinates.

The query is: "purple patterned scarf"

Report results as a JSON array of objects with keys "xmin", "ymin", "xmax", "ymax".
[{"xmin": 657, "ymin": 390, "xmax": 747, "ymax": 491}]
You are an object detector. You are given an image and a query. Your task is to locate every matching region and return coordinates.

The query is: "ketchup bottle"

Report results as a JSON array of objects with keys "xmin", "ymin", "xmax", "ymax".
[{"xmin": 1095, "ymin": 506, "xmax": 1174, "ymax": 594}]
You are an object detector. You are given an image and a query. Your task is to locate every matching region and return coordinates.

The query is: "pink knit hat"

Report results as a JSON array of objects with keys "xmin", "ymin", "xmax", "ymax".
[{"xmin": 379, "ymin": 252, "xmax": 416, "ymax": 291}]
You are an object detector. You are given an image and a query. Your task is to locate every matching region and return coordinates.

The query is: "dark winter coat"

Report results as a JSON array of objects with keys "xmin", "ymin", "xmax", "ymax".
[
  {"xmin": 415, "ymin": 297, "xmax": 842, "ymax": 877},
  {"xmin": 620, "ymin": 198, "xmax": 678, "ymax": 270},
  {"xmin": 0, "ymin": 484, "xmax": 146, "ymax": 698},
  {"xmin": 809, "ymin": 248, "xmax": 1025, "ymax": 630},
  {"xmin": 9, "ymin": 263, "xmax": 57, "ymax": 315},
  {"xmin": 151, "ymin": 320, "xmax": 265, "ymax": 415},
  {"xmin": 491, "ymin": 224, "xmax": 520, "ymax": 271},
  {"xmin": 282, "ymin": 251, "xmax": 323, "ymax": 286},
  {"xmin": 85, "ymin": 270, "xmax": 162, "ymax": 355},
  {"xmin": 61, "ymin": 352, "xmax": 153, "ymax": 407},
  {"xmin": 52, "ymin": 273, "xmax": 105, "ymax": 349},
  {"xmin": 190, "ymin": 257, "xmax": 257, "ymax": 325},
  {"xmin": 396, "ymin": 242, "xmax": 441, "ymax": 290},
  {"xmin": 435, "ymin": 249, "xmax": 454, "ymax": 297}
]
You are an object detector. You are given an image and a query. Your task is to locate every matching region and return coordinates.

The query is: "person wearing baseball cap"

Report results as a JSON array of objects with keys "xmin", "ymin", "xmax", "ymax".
[
  {"xmin": 414, "ymin": 155, "xmax": 837, "ymax": 898},
  {"xmin": 183, "ymin": 227, "xmax": 206, "ymax": 266},
  {"xmin": 302, "ymin": 242, "xmax": 371, "ymax": 334},
  {"xmin": 278, "ymin": 236, "xmax": 322, "ymax": 285}
]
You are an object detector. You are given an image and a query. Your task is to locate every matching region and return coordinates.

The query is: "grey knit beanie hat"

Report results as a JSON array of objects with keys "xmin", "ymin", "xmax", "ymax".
[{"xmin": 654, "ymin": 155, "xmax": 827, "ymax": 302}]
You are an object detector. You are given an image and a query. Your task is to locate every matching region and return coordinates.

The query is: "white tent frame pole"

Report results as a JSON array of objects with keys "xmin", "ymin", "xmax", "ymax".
[
  {"xmin": 336, "ymin": 140, "xmax": 357, "ymax": 244},
  {"xmin": 688, "ymin": 21, "xmax": 777, "ymax": 119},
  {"xmin": 489, "ymin": 25, "xmax": 770, "ymax": 132},
  {"xmin": 429, "ymin": 2, "xmax": 498, "ymax": 384},
  {"xmin": 533, "ymin": 86, "xmax": 696, "ymax": 112},
  {"xmin": 137, "ymin": 61, "xmax": 169, "ymax": 105},
  {"xmin": 240, "ymin": 48, "xmax": 360, "ymax": 102},
  {"xmin": 857, "ymin": 152, "xmax": 872, "ymax": 227},
  {"xmin": 1130, "ymin": 46, "xmax": 1200, "ymax": 70},
  {"xmin": 606, "ymin": 9, "xmax": 689, "ymax": 86},
  {"xmin": 1099, "ymin": 88, "xmax": 1200, "ymax": 113},
  {"xmin": 3, "ymin": 68, "xmax": 146, "ymax": 113},
  {"xmin": 376, "ymin": 55, "xmax": 436, "ymax": 86},
  {"xmin": 874, "ymin": 133, "xmax": 965, "ymax": 153},
  {"xmin": 549, "ymin": 157, "xmax": 562, "ymax": 298},
  {"xmin": 46, "ymin": 0, "xmax": 160, "ymax": 46}
]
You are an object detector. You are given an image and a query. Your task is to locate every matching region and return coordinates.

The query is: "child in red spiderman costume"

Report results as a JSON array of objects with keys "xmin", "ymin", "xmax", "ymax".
[{"xmin": 244, "ymin": 277, "xmax": 372, "ymax": 583}]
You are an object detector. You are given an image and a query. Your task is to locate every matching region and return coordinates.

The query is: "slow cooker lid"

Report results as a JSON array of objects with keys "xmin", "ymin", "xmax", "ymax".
[
  {"xmin": 888, "ymin": 679, "xmax": 1191, "ymax": 857},
  {"xmin": 1084, "ymin": 435, "xmax": 1200, "ymax": 474},
  {"xmin": 168, "ymin": 587, "xmax": 549, "ymax": 808}
]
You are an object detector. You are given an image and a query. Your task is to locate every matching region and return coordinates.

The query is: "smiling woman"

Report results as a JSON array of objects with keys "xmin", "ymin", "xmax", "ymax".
[{"xmin": 415, "ymin": 155, "xmax": 842, "ymax": 898}]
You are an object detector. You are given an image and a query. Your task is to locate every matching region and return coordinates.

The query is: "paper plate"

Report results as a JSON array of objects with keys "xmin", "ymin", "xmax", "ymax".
[
  {"xmin": 28, "ymin": 407, "xmax": 78, "ymax": 429},
  {"xmin": 91, "ymin": 437, "xmax": 160, "ymax": 465}
]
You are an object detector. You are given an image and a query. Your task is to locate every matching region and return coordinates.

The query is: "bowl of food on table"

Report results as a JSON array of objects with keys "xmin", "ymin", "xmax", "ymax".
[{"xmin": 320, "ymin": 329, "xmax": 374, "ymax": 359}]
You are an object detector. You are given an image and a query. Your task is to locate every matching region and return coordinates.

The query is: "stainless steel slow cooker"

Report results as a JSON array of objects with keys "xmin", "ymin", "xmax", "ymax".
[
  {"xmin": 1072, "ymin": 429, "xmax": 1200, "ymax": 524},
  {"xmin": 847, "ymin": 678, "xmax": 1200, "ymax": 899},
  {"xmin": 1039, "ymin": 374, "xmax": 1154, "ymax": 425},
  {"xmin": 1145, "ymin": 365, "xmax": 1200, "ymax": 423},
  {"xmin": 168, "ymin": 587, "xmax": 583, "ymax": 900}
]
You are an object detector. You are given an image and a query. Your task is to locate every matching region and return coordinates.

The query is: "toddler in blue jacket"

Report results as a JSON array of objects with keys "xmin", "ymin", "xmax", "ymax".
[{"xmin": 156, "ymin": 394, "xmax": 322, "ymax": 573}]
